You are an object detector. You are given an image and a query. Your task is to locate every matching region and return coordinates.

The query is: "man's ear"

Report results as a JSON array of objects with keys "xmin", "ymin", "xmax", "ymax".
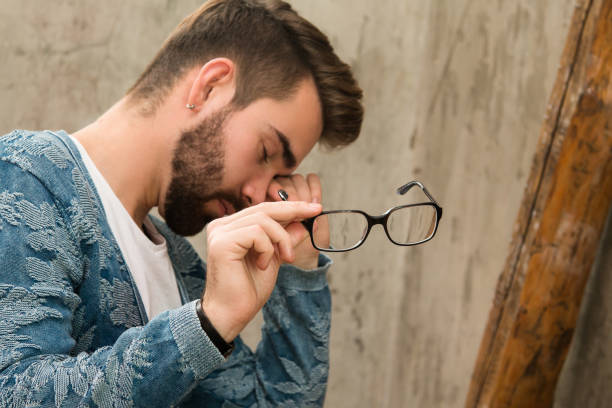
[{"xmin": 186, "ymin": 58, "xmax": 236, "ymax": 111}]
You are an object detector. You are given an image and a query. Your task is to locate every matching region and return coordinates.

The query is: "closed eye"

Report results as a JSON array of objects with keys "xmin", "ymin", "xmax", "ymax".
[{"xmin": 262, "ymin": 145, "xmax": 269, "ymax": 163}]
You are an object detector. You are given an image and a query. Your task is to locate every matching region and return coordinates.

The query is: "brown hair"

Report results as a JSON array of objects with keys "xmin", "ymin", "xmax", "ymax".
[{"xmin": 127, "ymin": 0, "xmax": 363, "ymax": 148}]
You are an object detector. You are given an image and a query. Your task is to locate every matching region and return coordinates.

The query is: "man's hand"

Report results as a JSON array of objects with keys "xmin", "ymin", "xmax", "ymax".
[
  {"xmin": 268, "ymin": 174, "xmax": 325, "ymax": 270},
  {"xmin": 202, "ymin": 201, "xmax": 322, "ymax": 342}
]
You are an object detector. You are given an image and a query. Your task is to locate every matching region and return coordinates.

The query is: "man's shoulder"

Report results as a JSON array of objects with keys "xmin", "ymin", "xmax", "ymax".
[
  {"xmin": 0, "ymin": 129, "xmax": 96, "ymax": 219},
  {"xmin": 0, "ymin": 129, "xmax": 81, "ymax": 175}
]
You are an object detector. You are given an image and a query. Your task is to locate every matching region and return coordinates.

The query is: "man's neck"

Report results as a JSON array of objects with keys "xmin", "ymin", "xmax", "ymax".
[{"xmin": 72, "ymin": 98, "xmax": 173, "ymax": 229}]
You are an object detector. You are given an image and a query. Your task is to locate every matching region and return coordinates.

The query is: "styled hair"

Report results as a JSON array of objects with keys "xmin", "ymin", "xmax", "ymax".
[{"xmin": 127, "ymin": 0, "xmax": 363, "ymax": 148}]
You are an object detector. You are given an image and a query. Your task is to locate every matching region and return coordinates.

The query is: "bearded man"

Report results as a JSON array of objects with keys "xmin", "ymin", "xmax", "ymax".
[{"xmin": 0, "ymin": 0, "xmax": 363, "ymax": 406}]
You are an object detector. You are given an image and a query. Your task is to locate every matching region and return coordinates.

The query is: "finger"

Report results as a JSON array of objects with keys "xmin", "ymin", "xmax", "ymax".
[
  {"xmin": 306, "ymin": 173, "xmax": 322, "ymax": 204},
  {"xmin": 285, "ymin": 221, "xmax": 310, "ymax": 247},
  {"xmin": 267, "ymin": 179, "xmax": 286, "ymax": 201},
  {"xmin": 214, "ymin": 212, "xmax": 293, "ymax": 260},
  {"xmin": 247, "ymin": 225, "xmax": 277, "ymax": 270},
  {"xmin": 215, "ymin": 200, "xmax": 322, "ymax": 225},
  {"xmin": 208, "ymin": 224, "xmax": 276, "ymax": 269},
  {"xmin": 290, "ymin": 174, "xmax": 312, "ymax": 203},
  {"xmin": 273, "ymin": 176, "xmax": 298, "ymax": 200}
]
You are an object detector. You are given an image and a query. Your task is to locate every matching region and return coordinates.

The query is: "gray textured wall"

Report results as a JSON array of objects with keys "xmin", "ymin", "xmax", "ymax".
[{"xmin": 2, "ymin": 1, "xmax": 610, "ymax": 407}]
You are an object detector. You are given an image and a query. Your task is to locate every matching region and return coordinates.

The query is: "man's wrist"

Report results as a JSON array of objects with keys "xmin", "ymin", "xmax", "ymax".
[
  {"xmin": 289, "ymin": 253, "xmax": 320, "ymax": 271},
  {"xmin": 277, "ymin": 254, "xmax": 332, "ymax": 291},
  {"xmin": 195, "ymin": 299, "xmax": 235, "ymax": 358}
]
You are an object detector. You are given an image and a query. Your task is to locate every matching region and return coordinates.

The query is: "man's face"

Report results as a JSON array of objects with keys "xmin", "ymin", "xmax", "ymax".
[{"xmin": 163, "ymin": 77, "xmax": 323, "ymax": 236}]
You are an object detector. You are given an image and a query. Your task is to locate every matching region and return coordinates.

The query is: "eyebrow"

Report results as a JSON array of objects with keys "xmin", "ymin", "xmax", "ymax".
[{"xmin": 271, "ymin": 126, "xmax": 297, "ymax": 169}]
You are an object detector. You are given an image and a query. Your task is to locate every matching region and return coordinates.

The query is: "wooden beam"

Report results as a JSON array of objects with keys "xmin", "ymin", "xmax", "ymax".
[{"xmin": 465, "ymin": 0, "xmax": 612, "ymax": 406}]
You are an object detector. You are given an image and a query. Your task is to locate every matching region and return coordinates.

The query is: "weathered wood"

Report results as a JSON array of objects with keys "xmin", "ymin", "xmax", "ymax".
[{"xmin": 465, "ymin": 0, "xmax": 612, "ymax": 406}]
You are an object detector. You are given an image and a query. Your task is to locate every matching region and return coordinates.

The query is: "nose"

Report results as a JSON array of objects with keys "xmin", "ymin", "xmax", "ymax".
[{"xmin": 241, "ymin": 173, "xmax": 274, "ymax": 206}]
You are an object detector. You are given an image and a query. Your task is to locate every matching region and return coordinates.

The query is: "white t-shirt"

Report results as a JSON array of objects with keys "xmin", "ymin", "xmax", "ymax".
[{"xmin": 71, "ymin": 137, "xmax": 182, "ymax": 320}]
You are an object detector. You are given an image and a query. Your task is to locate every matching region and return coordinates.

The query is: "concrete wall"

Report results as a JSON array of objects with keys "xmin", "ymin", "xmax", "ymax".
[{"xmin": 2, "ymin": 1, "xmax": 609, "ymax": 407}]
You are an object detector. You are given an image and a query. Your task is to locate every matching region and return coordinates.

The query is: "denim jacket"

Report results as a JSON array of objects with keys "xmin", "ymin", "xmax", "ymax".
[{"xmin": 0, "ymin": 130, "xmax": 332, "ymax": 407}]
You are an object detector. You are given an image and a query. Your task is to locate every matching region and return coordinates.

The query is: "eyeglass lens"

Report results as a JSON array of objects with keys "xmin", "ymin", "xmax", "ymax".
[
  {"xmin": 312, "ymin": 212, "xmax": 367, "ymax": 251},
  {"xmin": 386, "ymin": 205, "xmax": 437, "ymax": 245}
]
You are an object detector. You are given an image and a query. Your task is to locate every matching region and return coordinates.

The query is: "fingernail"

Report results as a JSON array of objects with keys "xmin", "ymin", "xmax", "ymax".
[
  {"xmin": 308, "ymin": 203, "xmax": 321, "ymax": 209},
  {"xmin": 312, "ymin": 197, "xmax": 320, "ymax": 203}
]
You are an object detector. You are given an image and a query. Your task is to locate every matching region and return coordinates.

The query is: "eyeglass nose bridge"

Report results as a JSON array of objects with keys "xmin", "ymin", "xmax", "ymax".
[
  {"xmin": 358, "ymin": 212, "xmax": 397, "ymax": 245},
  {"xmin": 366, "ymin": 213, "xmax": 388, "ymax": 231},
  {"xmin": 361, "ymin": 213, "xmax": 391, "ymax": 245}
]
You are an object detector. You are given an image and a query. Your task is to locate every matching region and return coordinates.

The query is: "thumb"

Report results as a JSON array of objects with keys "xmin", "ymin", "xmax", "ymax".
[{"xmin": 285, "ymin": 222, "xmax": 309, "ymax": 247}]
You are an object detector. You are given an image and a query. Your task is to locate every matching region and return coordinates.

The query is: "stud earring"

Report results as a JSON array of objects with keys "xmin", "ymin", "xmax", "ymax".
[{"xmin": 186, "ymin": 104, "xmax": 196, "ymax": 110}]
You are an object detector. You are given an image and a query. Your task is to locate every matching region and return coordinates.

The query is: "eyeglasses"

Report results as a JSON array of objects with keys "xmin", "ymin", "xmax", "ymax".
[{"xmin": 279, "ymin": 181, "xmax": 443, "ymax": 252}]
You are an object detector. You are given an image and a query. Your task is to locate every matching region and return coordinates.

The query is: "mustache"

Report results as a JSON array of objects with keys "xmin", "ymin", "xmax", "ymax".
[{"xmin": 210, "ymin": 191, "xmax": 249, "ymax": 213}]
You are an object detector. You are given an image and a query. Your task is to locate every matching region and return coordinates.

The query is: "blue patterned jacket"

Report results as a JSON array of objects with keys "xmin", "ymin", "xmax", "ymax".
[{"xmin": 0, "ymin": 130, "xmax": 332, "ymax": 407}]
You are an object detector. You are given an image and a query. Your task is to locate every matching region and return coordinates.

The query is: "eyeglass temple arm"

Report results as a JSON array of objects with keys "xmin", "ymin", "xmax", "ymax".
[{"xmin": 396, "ymin": 181, "xmax": 440, "ymax": 206}]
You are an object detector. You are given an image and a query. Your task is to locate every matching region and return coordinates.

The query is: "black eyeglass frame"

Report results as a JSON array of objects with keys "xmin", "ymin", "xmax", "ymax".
[{"xmin": 297, "ymin": 181, "xmax": 443, "ymax": 252}]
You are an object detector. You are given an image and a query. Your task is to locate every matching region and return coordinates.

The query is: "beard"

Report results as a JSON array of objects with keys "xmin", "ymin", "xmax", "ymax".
[{"xmin": 163, "ymin": 107, "xmax": 247, "ymax": 236}]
